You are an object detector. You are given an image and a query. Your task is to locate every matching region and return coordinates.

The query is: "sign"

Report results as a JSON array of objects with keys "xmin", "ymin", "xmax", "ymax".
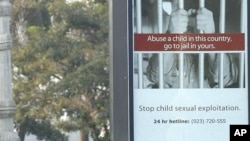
[{"xmin": 130, "ymin": 0, "xmax": 249, "ymax": 141}]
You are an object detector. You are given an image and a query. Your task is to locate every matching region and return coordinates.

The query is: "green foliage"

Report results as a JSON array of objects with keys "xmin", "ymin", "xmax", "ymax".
[
  {"xmin": 16, "ymin": 117, "xmax": 68, "ymax": 141},
  {"xmin": 11, "ymin": 0, "xmax": 109, "ymax": 140}
]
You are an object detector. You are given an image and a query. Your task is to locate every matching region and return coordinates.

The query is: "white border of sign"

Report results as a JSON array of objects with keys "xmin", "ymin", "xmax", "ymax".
[{"xmin": 127, "ymin": 0, "xmax": 249, "ymax": 141}]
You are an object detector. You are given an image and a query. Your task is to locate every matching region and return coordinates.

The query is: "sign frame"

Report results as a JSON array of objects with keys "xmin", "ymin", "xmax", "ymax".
[
  {"xmin": 126, "ymin": 0, "xmax": 250, "ymax": 141},
  {"xmin": 109, "ymin": 0, "xmax": 250, "ymax": 141}
]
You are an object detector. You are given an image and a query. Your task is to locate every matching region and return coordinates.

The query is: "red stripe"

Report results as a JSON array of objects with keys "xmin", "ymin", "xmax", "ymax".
[{"xmin": 134, "ymin": 33, "xmax": 245, "ymax": 51}]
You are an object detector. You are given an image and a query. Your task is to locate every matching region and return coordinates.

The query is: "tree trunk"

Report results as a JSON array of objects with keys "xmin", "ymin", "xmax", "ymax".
[
  {"xmin": 18, "ymin": 133, "xmax": 25, "ymax": 141},
  {"xmin": 18, "ymin": 127, "xmax": 25, "ymax": 141},
  {"xmin": 80, "ymin": 129, "xmax": 89, "ymax": 141}
]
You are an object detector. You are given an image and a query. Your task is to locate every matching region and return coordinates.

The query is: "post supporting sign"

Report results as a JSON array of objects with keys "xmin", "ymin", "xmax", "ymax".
[{"xmin": 109, "ymin": 0, "xmax": 130, "ymax": 141}]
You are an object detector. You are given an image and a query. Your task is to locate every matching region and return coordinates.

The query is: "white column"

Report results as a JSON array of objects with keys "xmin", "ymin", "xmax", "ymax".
[{"xmin": 0, "ymin": 0, "xmax": 20, "ymax": 140}]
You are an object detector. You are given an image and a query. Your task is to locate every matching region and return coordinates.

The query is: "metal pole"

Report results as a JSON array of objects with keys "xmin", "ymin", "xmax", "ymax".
[
  {"xmin": 176, "ymin": 0, "xmax": 184, "ymax": 88},
  {"xmin": 135, "ymin": 0, "xmax": 143, "ymax": 89},
  {"xmin": 110, "ymin": 0, "xmax": 129, "ymax": 140},
  {"xmin": 219, "ymin": 0, "xmax": 225, "ymax": 33},
  {"xmin": 240, "ymin": 0, "xmax": 247, "ymax": 88},
  {"xmin": 199, "ymin": 53, "xmax": 204, "ymax": 88},
  {"xmin": 199, "ymin": 0, "xmax": 205, "ymax": 88},
  {"xmin": 179, "ymin": 0, "xmax": 184, "ymax": 9},
  {"xmin": 219, "ymin": 0, "xmax": 226, "ymax": 88},
  {"xmin": 241, "ymin": 0, "xmax": 246, "ymax": 33},
  {"xmin": 157, "ymin": 0, "xmax": 163, "ymax": 33},
  {"xmin": 220, "ymin": 53, "xmax": 224, "ymax": 88},
  {"xmin": 157, "ymin": 0, "xmax": 164, "ymax": 88},
  {"xmin": 199, "ymin": 0, "xmax": 205, "ymax": 8},
  {"xmin": 136, "ymin": 0, "xmax": 142, "ymax": 33}
]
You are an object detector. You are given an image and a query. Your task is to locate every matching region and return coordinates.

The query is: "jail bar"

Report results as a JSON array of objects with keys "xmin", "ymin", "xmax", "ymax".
[
  {"xmin": 199, "ymin": 0, "xmax": 205, "ymax": 8},
  {"xmin": 157, "ymin": 0, "xmax": 163, "ymax": 33},
  {"xmin": 135, "ymin": 0, "xmax": 143, "ymax": 89},
  {"xmin": 179, "ymin": 0, "xmax": 184, "ymax": 9},
  {"xmin": 199, "ymin": 53, "xmax": 204, "ymax": 88},
  {"xmin": 241, "ymin": 0, "xmax": 246, "ymax": 33},
  {"xmin": 179, "ymin": 53, "xmax": 184, "ymax": 88},
  {"xmin": 199, "ymin": 0, "xmax": 205, "ymax": 88},
  {"xmin": 157, "ymin": 0, "xmax": 164, "ymax": 88},
  {"xmin": 176, "ymin": 0, "xmax": 184, "ymax": 88},
  {"xmin": 240, "ymin": 0, "xmax": 247, "ymax": 88},
  {"xmin": 219, "ymin": 0, "xmax": 226, "ymax": 33},
  {"xmin": 136, "ymin": 0, "xmax": 142, "ymax": 33},
  {"xmin": 219, "ymin": 0, "xmax": 225, "ymax": 88},
  {"xmin": 219, "ymin": 53, "xmax": 224, "ymax": 88}
]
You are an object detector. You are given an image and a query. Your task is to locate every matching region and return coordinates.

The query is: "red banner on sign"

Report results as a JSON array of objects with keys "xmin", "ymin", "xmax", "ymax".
[{"xmin": 134, "ymin": 33, "xmax": 245, "ymax": 51}]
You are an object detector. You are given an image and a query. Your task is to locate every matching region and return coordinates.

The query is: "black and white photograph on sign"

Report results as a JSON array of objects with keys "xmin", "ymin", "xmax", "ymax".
[
  {"xmin": 183, "ymin": 53, "xmax": 199, "ymax": 88},
  {"xmin": 132, "ymin": 0, "xmax": 248, "ymax": 141},
  {"xmin": 133, "ymin": 0, "xmax": 242, "ymax": 33},
  {"xmin": 134, "ymin": 52, "xmax": 243, "ymax": 89},
  {"xmin": 204, "ymin": 53, "xmax": 241, "ymax": 88},
  {"xmin": 133, "ymin": 0, "xmax": 245, "ymax": 89},
  {"xmin": 141, "ymin": 53, "xmax": 200, "ymax": 89}
]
